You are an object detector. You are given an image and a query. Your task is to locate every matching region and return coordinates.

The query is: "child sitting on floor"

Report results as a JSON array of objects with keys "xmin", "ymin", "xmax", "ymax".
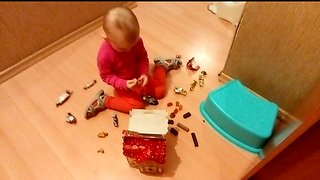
[{"xmin": 84, "ymin": 6, "xmax": 182, "ymax": 119}]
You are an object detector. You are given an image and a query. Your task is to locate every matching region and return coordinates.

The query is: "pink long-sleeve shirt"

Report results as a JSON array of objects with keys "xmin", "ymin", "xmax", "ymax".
[{"xmin": 97, "ymin": 38, "xmax": 149, "ymax": 90}]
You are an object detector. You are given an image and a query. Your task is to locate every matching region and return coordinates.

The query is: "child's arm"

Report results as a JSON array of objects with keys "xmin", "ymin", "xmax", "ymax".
[
  {"xmin": 136, "ymin": 38, "xmax": 149, "ymax": 76},
  {"xmin": 97, "ymin": 43, "xmax": 128, "ymax": 90},
  {"xmin": 97, "ymin": 58, "xmax": 128, "ymax": 90}
]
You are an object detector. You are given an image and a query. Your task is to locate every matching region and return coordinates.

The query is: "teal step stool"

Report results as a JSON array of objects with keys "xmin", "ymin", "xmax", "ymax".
[{"xmin": 200, "ymin": 80, "xmax": 278, "ymax": 154}]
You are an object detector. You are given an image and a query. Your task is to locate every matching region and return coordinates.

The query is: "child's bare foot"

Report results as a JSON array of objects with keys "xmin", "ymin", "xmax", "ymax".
[
  {"xmin": 85, "ymin": 90, "xmax": 107, "ymax": 119},
  {"xmin": 154, "ymin": 57, "xmax": 182, "ymax": 71}
]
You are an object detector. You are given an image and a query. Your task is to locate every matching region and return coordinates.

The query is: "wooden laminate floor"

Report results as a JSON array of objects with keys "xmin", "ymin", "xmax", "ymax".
[{"xmin": 0, "ymin": 2, "xmax": 260, "ymax": 180}]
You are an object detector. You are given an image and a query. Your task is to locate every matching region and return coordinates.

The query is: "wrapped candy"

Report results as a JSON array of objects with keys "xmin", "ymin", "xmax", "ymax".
[{"xmin": 186, "ymin": 57, "xmax": 200, "ymax": 71}]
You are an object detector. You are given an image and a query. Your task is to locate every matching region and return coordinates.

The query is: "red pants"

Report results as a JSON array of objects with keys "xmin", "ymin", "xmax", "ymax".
[{"xmin": 104, "ymin": 65, "xmax": 167, "ymax": 114}]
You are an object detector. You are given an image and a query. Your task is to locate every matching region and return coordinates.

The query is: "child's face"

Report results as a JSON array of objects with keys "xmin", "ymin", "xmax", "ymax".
[{"xmin": 106, "ymin": 33, "xmax": 139, "ymax": 52}]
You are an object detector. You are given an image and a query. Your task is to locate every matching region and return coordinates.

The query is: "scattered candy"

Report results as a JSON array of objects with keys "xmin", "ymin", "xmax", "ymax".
[
  {"xmin": 97, "ymin": 148, "xmax": 105, "ymax": 153},
  {"xmin": 98, "ymin": 132, "xmax": 108, "ymax": 138},
  {"xmin": 199, "ymin": 71, "xmax": 207, "ymax": 87},
  {"xmin": 66, "ymin": 112, "xmax": 77, "ymax": 124},
  {"xmin": 177, "ymin": 122, "xmax": 190, "ymax": 132},
  {"xmin": 183, "ymin": 112, "xmax": 191, "ymax": 119},
  {"xmin": 190, "ymin": 80, "xmax": 197, "ymax": 91},
  {"xmin": 174, "ymin": 87, "xmax": 187, "ymax": 96},
  {"xmin": 170, "ymin": 128, "xmax": 178, "ymax": 136},
  {"xmin": 187, "ymin": 57, "xmax": 200, "ymax": 71},
  {"xmin": 83, "ymin": 79, "xmax": 97, "ymax": 90},
  {"xmin": 199, "ymin": 75, "xmax": 204, "ymax": 87},
  {"xmin": 176, "ymin": 101, "xmax": 180, "ymax": 107},
  {"xmin": 191, "ymin": 132, "xmax": 199, "ymax": 147},
  {"xmin": 143, "ymin": 95, "xmax": 159, "ymax": 105},
  {"xmin": 170, "ymin": 112, "xmax": 176, "ymax": 118},
  {"xmin": 201, "ymin": 71, "xmax": 207, "ymax": 76},
  {"xmin": 56, "ymin": 90, "xmax": 72, "ymax": 107},
  {"xmin": 168, "ymin": 119, "xmax": 174, "ymax": 124},
  {"xmin": 113, "ymin": 114, "xmax": 119, "ymax": 127}
]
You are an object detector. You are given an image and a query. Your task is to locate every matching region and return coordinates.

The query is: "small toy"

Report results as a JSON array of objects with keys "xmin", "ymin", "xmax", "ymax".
[
  {"xmin": 187, "ymin": 57, "xmax": 200, "ymax": 71},
  {"xmin": 142, "ymin": 95, "xmax": 159, "ymax": 105},
  {"xmin": 191, "ymin": 132, "xmax": 199, "ymax": 147},
  {"xmin": 83, "ymin": 79, "xmax": 97, "ymax": 90},
  {"xmin": 177, "ymin": 122, "xmax": 190, "ymax": 132},
  {"xmin": 113, "ymin": 114, "xmax": 119, "ymax": 127},
  {"xmin": 183, "ymin": 112, "xmax": 192, "ymax": 119},
  {"xmin": 174, "ymin": 87, "xmax": 187, "ymax": 96},
  {"xmin": 56, "ymin": 90, "xmax": 72, "ymax": 107},
  {"xmin": 170, "ymin": 127, "xmax": 178, "ymax": 136},
  {"xmin": 66, "ymin": 112, "xmax": 77, "ymax": 124},
  {"xmin": 98, "ymin": 132, "xmax": 108, "ymax": 138}
]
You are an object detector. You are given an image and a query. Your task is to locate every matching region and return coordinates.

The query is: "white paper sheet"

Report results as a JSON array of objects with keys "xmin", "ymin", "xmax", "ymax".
[{"xmin": 128, "ymin": 109, "xmax": 168, "ymax": 135}]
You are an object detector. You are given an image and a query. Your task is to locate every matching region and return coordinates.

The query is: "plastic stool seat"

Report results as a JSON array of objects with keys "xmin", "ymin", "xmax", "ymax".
[{"xmin": 200, "ymin": 80, "xmax": 278, "ymax": 153}]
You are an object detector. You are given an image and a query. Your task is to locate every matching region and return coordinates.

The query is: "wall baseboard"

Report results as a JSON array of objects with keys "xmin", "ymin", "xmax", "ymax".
[{"xmin": 0, "ymin": 2, "xmax": 137, "ymax": 84}]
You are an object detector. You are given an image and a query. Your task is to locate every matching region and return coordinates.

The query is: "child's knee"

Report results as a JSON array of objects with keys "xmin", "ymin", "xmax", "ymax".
[{"xmin": 153, "ymin": 87, "xmax": 166, "ymax": 99}]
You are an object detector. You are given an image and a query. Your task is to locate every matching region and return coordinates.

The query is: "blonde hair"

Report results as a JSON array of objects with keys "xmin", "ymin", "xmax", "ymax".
[{"xmin": 103, "ymin": 7, "xmax": 140, "ymax": 44}]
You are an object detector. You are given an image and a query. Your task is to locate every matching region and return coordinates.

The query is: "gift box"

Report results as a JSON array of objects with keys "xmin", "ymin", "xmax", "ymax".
[{"xmin": 122, "ymin": 109, "xmax": 168, "ymax": 174}]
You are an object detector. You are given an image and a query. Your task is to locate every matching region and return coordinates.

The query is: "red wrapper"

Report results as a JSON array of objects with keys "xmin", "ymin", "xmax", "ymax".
[{"xmin": 122, "ymin": 130, "xmax": 166, "ymax": 164}]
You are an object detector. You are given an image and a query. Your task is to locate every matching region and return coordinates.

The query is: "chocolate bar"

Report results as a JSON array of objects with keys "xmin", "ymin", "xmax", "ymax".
[
  {"xmin": 170, "ymin": 128, "xmax": 178, "ymax": 136},
  {"xmin": 177, "ymin": 123, "xmax": 189, "ymax": 132},
  {"xmin": 168, "ymin": 119, "xmax": 174, "ymax": 125},
  {"xmin": 183, "ymin": 112, "xmax": 191, "ymax": 119},
  {"xmin": 191, "ymin": 132, "xmax": 198, "ymax": 147}
]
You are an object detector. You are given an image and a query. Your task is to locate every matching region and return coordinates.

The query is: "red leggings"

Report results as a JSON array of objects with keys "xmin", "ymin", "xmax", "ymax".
[{"xmin": 104, "ymin": 65, "xmax": 167, "ymax": 114}]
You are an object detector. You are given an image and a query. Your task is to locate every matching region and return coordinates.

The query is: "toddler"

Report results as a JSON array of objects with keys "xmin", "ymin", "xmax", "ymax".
[{"xmin": 85, "ymin": 6, "xmax": 182, "ymax": 119}]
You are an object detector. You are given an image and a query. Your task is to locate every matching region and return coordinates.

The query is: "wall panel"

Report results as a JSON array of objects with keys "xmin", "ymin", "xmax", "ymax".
[
  {"xmin": 223, "ymin": 2, "xmax": 320, "ymax": 121},
  {"xmin": 0, "ymin": 2, "xmax": 133, "ymax": 74}
]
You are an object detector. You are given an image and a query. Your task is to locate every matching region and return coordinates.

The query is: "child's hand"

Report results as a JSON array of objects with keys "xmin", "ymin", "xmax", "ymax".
[
  {"xmin": 126, "ymin": 78, "xmax": 138, "ymax": 89},
  {"xmin": 138, "ymin": 74, "xmax": 148, "ymax": 87}
]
